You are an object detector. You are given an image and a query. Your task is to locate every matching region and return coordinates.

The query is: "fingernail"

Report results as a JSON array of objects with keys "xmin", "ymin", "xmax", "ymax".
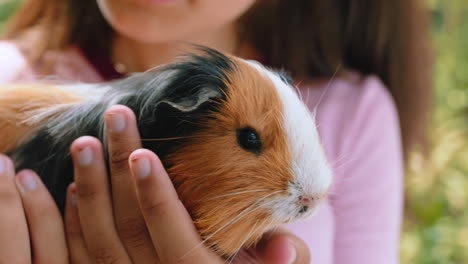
[
  {"xmin": 77, "ymin": 146, "xmax": 93, "ymax": 166},
  {"xmin": 0, "ymin": 156, "xmax": 5, "ymax": 175},
  {"xmin": 132, "ymin": 156, "xmax": 151, "ymax": 179},
  {"xmin": 286, "ymin": 240, "xmax": 297, "ymax": 264},
  {"xmin": 106, "ymin": 112, "xmax": 126, "ymax": 132},
  {"xmin": 18, "ymin": 170, "xmax": 37, "ymax": 192},
  {"xmin": 0, "ymin": 156, "xmax": 14, "ymax": 178}
]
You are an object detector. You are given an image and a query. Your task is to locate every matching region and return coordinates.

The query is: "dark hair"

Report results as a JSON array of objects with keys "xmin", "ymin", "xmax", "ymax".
[{"xmin": 2, "ymin": 0, "xmax": 433, "ymax": 158}]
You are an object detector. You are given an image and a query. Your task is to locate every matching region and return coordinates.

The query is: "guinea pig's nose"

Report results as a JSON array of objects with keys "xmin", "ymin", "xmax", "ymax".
[
  {"xmin": 299, "ymin": 195, "xmax": 315, "ymax": 206},
  {"xmin": 297, "ymin": 195, "xmax": 318, "ymax": 214}
]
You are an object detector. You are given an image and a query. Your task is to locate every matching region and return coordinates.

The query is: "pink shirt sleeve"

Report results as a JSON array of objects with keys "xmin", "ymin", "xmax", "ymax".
[
  {"xmin": 326, "ymin": 76, "xmax": 403, "ymax": 263},
  {"xmin": 0, "ymin": 42, "xmax": 32, "ymax": 83},
  {"xmin": 0, "ymin": 41, "xmax": 104, "ymax": 84}
]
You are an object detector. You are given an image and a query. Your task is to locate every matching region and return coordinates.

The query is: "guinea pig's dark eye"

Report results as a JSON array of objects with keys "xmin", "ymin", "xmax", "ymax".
[{"xmin": 236, "ymin": 127, "xmax": 262, "ymax": 154}]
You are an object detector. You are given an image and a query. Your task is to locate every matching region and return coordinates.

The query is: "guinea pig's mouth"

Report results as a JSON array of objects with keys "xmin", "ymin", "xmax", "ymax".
[
  {"xmin": 260, "ymin": 191, "xmax": 324, "ymax": 224},
  {"xmin": 295, "ymin": 205, "xmax": 318, "ymax": 220}
]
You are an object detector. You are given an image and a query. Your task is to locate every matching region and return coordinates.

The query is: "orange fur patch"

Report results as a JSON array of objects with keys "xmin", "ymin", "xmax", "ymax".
[
  {"xmin": 0, "ymin": 84, "xmax": 82, "ymax": 152},
  {"xmin": 166, "ymin": 58, "xmax": 292, "ymax": 257},
  {"xmin": 0, "ymin": 60, "xmax": 293, "ymax": 258}
]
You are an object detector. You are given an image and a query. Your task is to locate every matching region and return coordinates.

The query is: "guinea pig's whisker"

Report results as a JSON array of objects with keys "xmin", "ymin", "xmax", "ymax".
[
  {"xmin": 175, "ymin": 117, "xmax": 200, "ymax": 126},
  {"xmin": 205, "ymin": 189, "xmax": 273, "ymax": 201},
  {"xmin": 250, "ymin": 218, "xmax": 270, "ymax": 249},
  {"xmin": 296, "ymin": 79, "xmax": 304, "ymax": 87},
  {"xmin": 102, "ymin": 135, "xmax": 200, "ymax": 144},
  {"xmin": 140, "ymin": 135, "xmax": 199, "ymax": 141},
  {"xmin": 142, "ymin": 62, "xmax": 170, "ymax": 73},
  {"xmin": 201, "ymin": 190, "xmax": 284, "ymax": 242},
  {"xmin": 225, "ymin": 220, "xmax": 260, "ymax": 264},
  {"xmin": 305, "ymin": 86, "xmax": 311, "ymax": 106},
  {"xmin": 224, "ymin": 220, "xmax": 258, "ymax": 264},
  {"xmin": 326, "ymin": 191, "xmax": 341, "ymax": 198},
  {"xmin": 293, "ymin": 81, "xmax": 304, "ymax": 102},
  {"xmin": 329, "ymin": 155, "xmax": 360, "ymax": 183},
  {"xmin": 182, "ymin": 206, "xmax": 262, "ymax": 260},
  {"xmin": 260, "ymin": 217, "xmax": 278, "ymax": 240},
  {"xmin": 182, "ymin": 190, "xmax": 284, "ymax": 260},
  {"xmin": 331, "ymin": 157, "xmax": 355, "ymax": 172},
  {"xmin": 331, "ymin": 152, "xmax": 351, "ymax": 166},
  {"xmin": 331, "ymin": 173, "xmax": 359, "ymax": 184},
  {"xmin": 247, "ymin": 217, "xmax": 272, "ymax": 249},
  {"xmin": 229, "ymin": 218, "xmax": 274, "ymax": 263},
  {"xmin": 312, "ymin": 62, "xmax": 342, "ymax": 118}
]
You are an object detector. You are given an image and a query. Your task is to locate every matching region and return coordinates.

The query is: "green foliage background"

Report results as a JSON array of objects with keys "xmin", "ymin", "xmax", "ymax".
[
  {"xmin": 403, "ymin": 0, "xmax": 468, "ymax": 263},
  {"xmin": 0, "ymin": 0, "xmax": 467, "ymax": 263},
  {"xmin": 0, "ymin": 0, "xmax": 19, "ymax": 32}
]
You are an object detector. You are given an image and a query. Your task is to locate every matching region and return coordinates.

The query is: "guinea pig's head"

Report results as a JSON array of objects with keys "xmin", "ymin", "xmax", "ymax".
[{"xmin": 131, "ymin": 48, "xmax": 332, "ymax": 257}]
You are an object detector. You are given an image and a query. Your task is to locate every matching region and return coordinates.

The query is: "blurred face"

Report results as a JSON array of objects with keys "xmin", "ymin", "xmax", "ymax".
[{"xmin": 97, "ymin": 0, "xmax": 256, "ymax": 43}]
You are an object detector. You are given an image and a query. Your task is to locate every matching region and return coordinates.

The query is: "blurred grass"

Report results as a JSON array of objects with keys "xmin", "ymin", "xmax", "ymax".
[
  {"xmin": 0, "ymin": 0, "xmax": 21, "ymax": 32},
  {"xmin": 402, "ymin": 0, "xmax": 468, "ymax": 263},
  {"xmin": 0, "ymin": 0, "xmax": 467, "ymax": 263}
]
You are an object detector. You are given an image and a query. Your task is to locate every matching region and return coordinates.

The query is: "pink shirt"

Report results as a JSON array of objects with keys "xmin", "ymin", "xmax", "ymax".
[{"xmin": 0, "ymin": 42, "xmax": 403, "ymax": 263}]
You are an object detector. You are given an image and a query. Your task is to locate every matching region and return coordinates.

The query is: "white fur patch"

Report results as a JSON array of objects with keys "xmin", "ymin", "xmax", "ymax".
[
  {"xmin": 58, "ymin": 83, "xmax": 110, "ymax": 99},
  {"xmin": 43, "ymin": 84, "xmax": 111, "ymax": 138},
  {"xmin": 244, "ymin": 60, "xmax": 332, "ymax": 223},
  {"xmin": 45, "ymin": 71, "xmax": 176, "ymax": 145}
]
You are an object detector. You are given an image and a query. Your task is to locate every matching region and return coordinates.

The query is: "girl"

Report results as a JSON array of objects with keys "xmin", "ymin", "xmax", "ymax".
[{"xmin": 0, "ymin": 0, "xmax": 432, "ymax": 263}]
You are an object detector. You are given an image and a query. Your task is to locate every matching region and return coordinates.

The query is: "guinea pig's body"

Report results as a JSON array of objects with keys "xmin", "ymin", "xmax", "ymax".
[{"xmin": 0, "ymin": 48, "xmax": 332, "ymax": 257}]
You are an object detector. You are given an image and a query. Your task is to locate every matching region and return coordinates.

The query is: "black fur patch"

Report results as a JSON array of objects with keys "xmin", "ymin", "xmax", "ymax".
[{"xmin": 9, "ymin": 47, "xmax": 237, "ymax": 212}]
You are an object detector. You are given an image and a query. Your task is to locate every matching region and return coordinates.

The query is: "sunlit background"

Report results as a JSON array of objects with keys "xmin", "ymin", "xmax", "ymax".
[
  {"xmin": 1, "ymin": 0, "xmax": 467, "ymax": 263},
  {"xmin": 403, "ymin": 0, "xmax": 468, "ymax": 263}
]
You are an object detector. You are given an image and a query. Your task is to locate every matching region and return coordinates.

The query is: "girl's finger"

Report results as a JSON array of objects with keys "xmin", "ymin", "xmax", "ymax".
[
  {"xmin": 15, "ymin": 169, "xmax": 69, "ymax": 264},
  {"xmin": 70, "ymin": 137, "xmax": 130, "ymax": 264},
  {"xmin": 0, "ymin": 155, "xmax": 30, "ymax": 263},
  {"xmin": 129, "ymin": 149, "xmax": 222, "ymax": 263},
  {"xmin": 236, "ymin": 228, "xmax": 310, "ymax": 264},
  {"xmin": 65, "ymin": 183, "xmax": 92, "ymax": 264},
  {"xmin": 104, "ymin": 105, "xmax": 157, "ymax": 262},
  {"xmin": 259, "ymin": 233, "xmax": 307, "ymax": 264}
]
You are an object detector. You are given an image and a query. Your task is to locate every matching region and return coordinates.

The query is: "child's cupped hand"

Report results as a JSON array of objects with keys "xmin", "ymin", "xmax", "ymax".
[{"xmin": 0, "ymin": 105, "xmax": 311, "ymax": 264}]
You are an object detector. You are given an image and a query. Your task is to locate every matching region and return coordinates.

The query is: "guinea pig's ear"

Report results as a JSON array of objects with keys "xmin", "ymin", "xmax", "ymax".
[
  {"xmin": 121, "ymin": 48, "xmax": 235, "ymax": 155},
  {"xmin": 157, "ymin": 85, "xmax": 223, "ymax": 114},
  {"xmin": 142, "ymin": 82, "xmax": 224, "ymax": 136},
  {"xmin": 131, "ymin": 72, "xmax": 227, "ymax": 160},
  {"xmin": 134, "ymin": 48, "xmax": 234, "ymax": 120}
]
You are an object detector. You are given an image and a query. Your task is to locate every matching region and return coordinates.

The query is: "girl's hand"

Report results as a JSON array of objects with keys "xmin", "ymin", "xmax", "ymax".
[
  {"xmin": 0, "ymin": 104, "xmax": 309, "ymax": 263},
  {"xmin": 0, "ymin": 154, "xmax": 68, "ymax": 264},
  {"xmin": 65, "ymin": 104, "xmax": 309, "ymax": 263}
]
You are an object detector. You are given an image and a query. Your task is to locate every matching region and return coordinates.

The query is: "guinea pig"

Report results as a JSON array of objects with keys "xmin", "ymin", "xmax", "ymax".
[{"xmin": 0, "ymin": 47, "xmax": 332, "ymax": 258}]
